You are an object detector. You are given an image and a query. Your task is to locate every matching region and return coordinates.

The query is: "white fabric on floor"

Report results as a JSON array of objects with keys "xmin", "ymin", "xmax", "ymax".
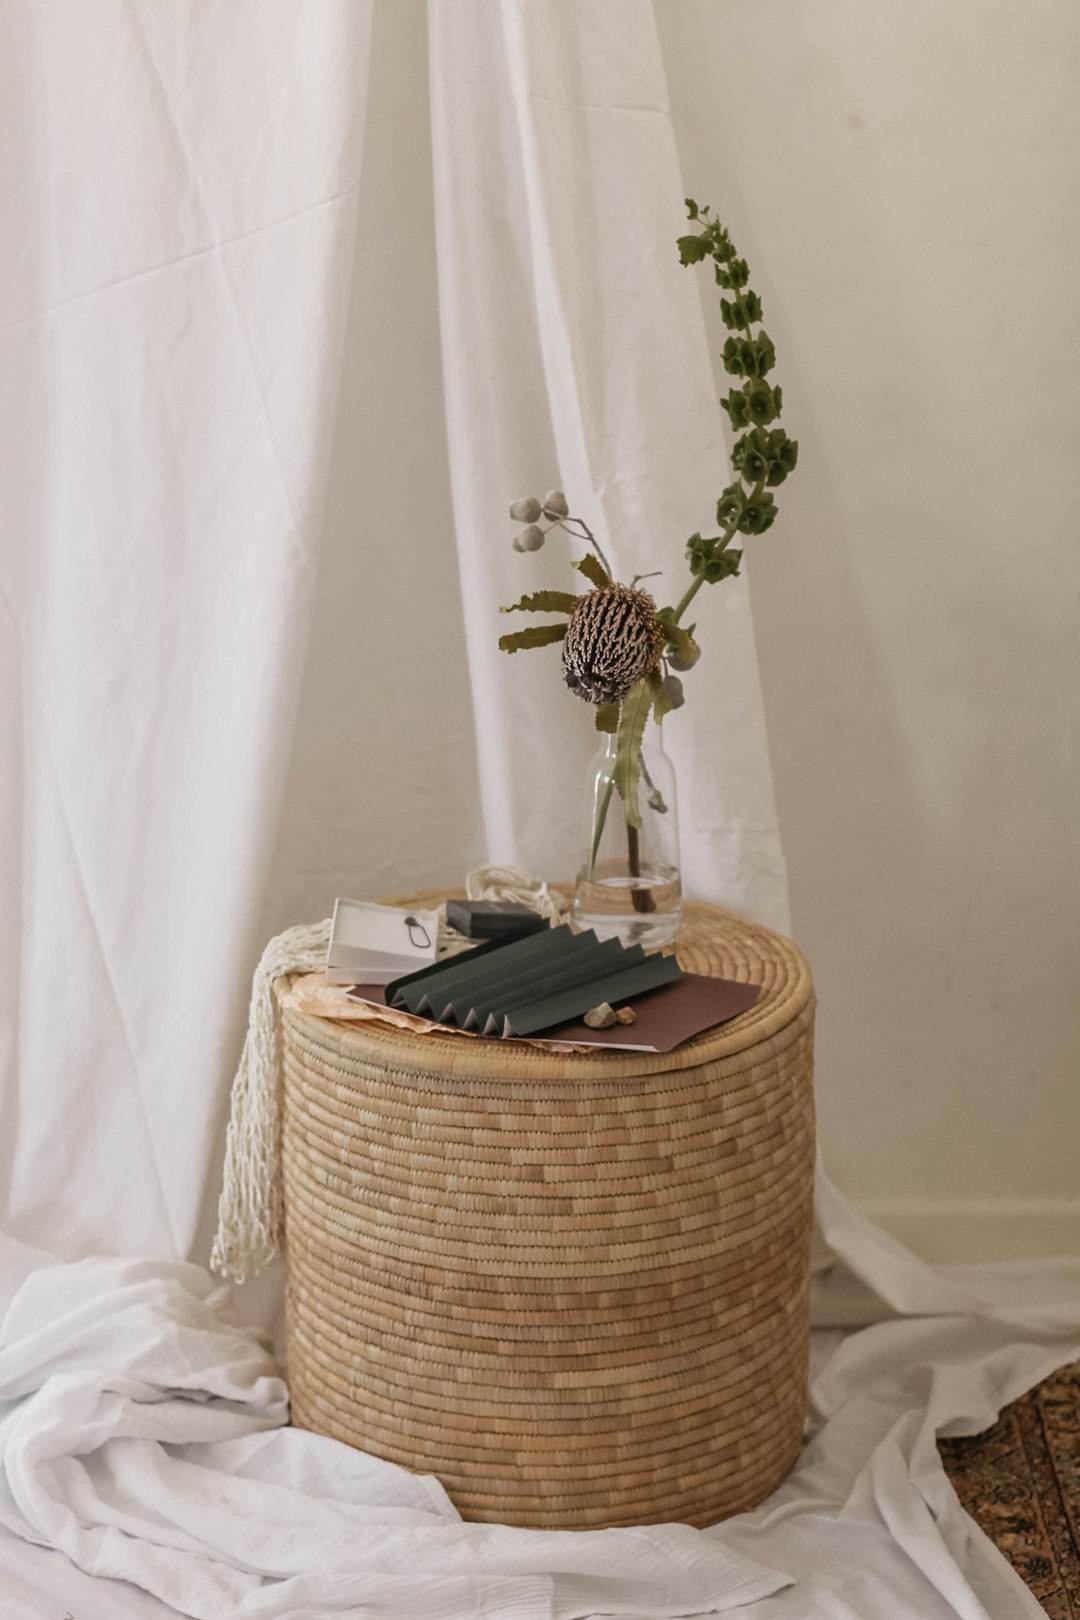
[
  {"xmin": 2, "ymin": 1220, "xmax": 1079, "ymax": 1619},
  {"xmin": 0, "ymin": 1246, "xmax": 789, "ymax": 1620}
]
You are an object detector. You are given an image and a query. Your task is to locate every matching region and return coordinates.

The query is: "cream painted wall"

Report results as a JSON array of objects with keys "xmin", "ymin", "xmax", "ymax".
[
  {"xmin": 656, "ymin": 0, "xmax": 1080, "ymax": 1257},
  {"xmin": 273, "ymin": 0, "xmax": 1079, "ymax": 1261}
]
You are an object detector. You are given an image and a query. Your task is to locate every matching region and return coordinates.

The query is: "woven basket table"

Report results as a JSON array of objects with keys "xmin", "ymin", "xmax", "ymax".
[{"xmin": 278, "ymin": 893, "xmax": 815, "ymax": 1530}]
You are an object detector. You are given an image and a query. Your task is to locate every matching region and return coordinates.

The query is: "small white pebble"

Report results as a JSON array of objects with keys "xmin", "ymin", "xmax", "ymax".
[{"xmin": 584, "ymin": 1002, "xmax": 617, "ymax": 1029}]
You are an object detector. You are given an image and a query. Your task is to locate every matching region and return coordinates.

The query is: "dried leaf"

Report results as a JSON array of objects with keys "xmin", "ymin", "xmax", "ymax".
[
  {"xmin": 500, "ymin": 591, "xmax": 579, "ymax": 616},
  {"xmin": 614, "ymin": 679, "xmax": 651, "ymax": 828},
  {"xmin": 595, "ymin": 703, "xmax": 619, "ymax": 734},
  {"xmin": 498, "ymin": 623, "xmax": 568, "ymax": 653},
  {"xmin": 647, "ymin": 667, "xmax": 673, "ymax": 723},
  {"xmin": 571, "ymin": 554, "xmax": 611, "ymax": 590}
]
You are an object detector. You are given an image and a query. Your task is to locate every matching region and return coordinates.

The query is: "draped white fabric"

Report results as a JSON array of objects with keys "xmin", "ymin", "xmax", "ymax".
[
  {"xmin": 0, "ymin": 0, "xmax": 373, "ymax": 1262},
  {"xmin": 0, "ymin": 1250, "xmax": 791, "ymax": 1619},
  {"xmin": 2, "ymin": 1229, "xmax": 1079, "ymax": 1619}
]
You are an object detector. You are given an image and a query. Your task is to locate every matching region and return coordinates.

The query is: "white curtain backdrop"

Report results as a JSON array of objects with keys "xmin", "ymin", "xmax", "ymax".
[
  {"xmin": 0, "ymin": 0, "xmax": 374, "ymax": 1263},
  {"xmin": 0, "ymin": 0, "xmax": 786, "ymax": 1270}
]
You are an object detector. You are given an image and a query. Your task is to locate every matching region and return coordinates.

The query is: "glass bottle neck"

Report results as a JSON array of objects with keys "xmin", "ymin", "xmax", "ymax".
[{"xmin": 598, "ymin": 723, "xmax": 668, "ymax": 760}]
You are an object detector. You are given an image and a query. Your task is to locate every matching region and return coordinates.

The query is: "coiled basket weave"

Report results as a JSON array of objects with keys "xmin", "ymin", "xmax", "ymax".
[{"xmin": 279, "ymin": 893, "xmax": 815, "ymax": 1530}]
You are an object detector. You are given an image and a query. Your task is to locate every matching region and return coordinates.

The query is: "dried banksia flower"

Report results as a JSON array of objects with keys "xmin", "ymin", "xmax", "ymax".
[{"xmin": 562, "ymin": 584, "xmax": 665, "ymax": 705}]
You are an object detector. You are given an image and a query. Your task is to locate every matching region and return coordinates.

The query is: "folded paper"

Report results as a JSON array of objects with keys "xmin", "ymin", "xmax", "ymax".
[{"xmin": 383, "ymin": 924, "xmax": 683, "ymax": 1038}]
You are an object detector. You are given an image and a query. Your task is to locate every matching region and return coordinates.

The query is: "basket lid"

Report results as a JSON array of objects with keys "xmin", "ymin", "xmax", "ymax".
[{"xmin": 277, "ymin": 892, "xmax": 813, "ymax": 1085}]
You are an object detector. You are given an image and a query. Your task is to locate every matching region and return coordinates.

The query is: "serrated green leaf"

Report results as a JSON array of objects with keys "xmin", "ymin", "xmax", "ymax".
[
  {"xmin": 498, "ymin": 623, "xmax": 568, "ymax": 653},
  {"xmin": 647, "ymin": 668, "xmax": 673, "ymax": 723},
  {"xmin": 614, "ymin": 679, "xmax": 652, "ymax": 829},
  {"xmin": 571, "ymin": 553, "xmax": 611, "ymax": 589},
  {"xmin": 595, "ymin": 703, "xmax": 619, "ymax": 734},
  {"xmin": 499, "ymin": 590, "xmax": 579, "ymax": 616}
]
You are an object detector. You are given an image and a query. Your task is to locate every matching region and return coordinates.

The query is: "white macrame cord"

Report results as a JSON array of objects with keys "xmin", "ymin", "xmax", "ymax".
[{"xmin": 210, "ymin": 919, "xmax": 331, "ymax": 1281}]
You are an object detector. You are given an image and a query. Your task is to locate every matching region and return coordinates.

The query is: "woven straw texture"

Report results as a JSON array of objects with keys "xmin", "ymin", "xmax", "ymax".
[{"xmin": 279, "ymin": 893, "xmax": 816, "ymax": 1529}]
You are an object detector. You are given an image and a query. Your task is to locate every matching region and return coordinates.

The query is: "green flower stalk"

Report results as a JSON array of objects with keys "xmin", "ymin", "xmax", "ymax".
[
  {"xmin": 669, "ymin": 198, "xmax": 798, "ymax": 628},
  {"xmin": 497, "ymin": 196, "xmax": 799, "ymax": 881}
]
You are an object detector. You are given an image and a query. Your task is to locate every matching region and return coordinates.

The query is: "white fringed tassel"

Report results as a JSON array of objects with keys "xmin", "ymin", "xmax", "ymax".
[
  {"xmin": 210, "ymin": 919, "xmax": 331, "ymax": 1282},
  {"xmin": 210, "ymin": 869, "xmax": 567, "ymax": 1281}
]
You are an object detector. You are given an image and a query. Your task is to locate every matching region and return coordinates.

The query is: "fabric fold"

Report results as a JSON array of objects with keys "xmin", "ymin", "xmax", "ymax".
[
  {"xmin": 0, "ymin": 1253, "xmax": 792, "ymax": 1620},
  {"xmin": 0, "ymin": 0, "xmax": 374, "ymax": 1264}
]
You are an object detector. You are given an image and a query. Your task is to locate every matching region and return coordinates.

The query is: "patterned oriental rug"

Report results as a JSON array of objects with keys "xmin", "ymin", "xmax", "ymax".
[{"xmin": 939, "ymin": 1359, "xmax": 1080, "ymax": 1618}]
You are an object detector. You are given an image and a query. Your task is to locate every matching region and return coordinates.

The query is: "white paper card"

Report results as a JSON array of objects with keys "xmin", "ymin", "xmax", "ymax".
[{"xmin": 326, "ymin": 898, "xmax": 439, "ymax": 985}]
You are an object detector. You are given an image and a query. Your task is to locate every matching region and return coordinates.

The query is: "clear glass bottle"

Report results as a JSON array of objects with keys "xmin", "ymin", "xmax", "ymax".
[{"xmin": 572, "ymin": 729, "xmax": 682, "ymax": 949}]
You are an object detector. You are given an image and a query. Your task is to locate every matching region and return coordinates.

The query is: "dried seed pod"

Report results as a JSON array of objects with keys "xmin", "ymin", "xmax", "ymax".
[
  {"xmin": 583, "ymin": 1002, "xmax": 617, "ymax": 1029},
  {"xmin": 662, "ymin": 673, "xmax": 685, "ymax": 709},
  {"xmin": 510, "ymin": 497, "xmax": 542, "ymax": 523},
  {"xmin": 515, "ymin": 524, "xmax": 546, "ymax": 552},
  {"xmin": 668, "ymin": 639, "xmax": 701, "ymax": 672},
  {"xmin": 542, "ymin": 490, "xmax": 569, "ymax": 518},
  {"xmin": 562, "ymin": 583, "xmax": 665, "ymax": 705}
]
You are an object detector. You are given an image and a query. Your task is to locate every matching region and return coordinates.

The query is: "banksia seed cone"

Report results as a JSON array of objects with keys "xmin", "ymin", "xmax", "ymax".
[{"xmin": 563, "ymin": 583, "xmax": 665, "ymax": 704}]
